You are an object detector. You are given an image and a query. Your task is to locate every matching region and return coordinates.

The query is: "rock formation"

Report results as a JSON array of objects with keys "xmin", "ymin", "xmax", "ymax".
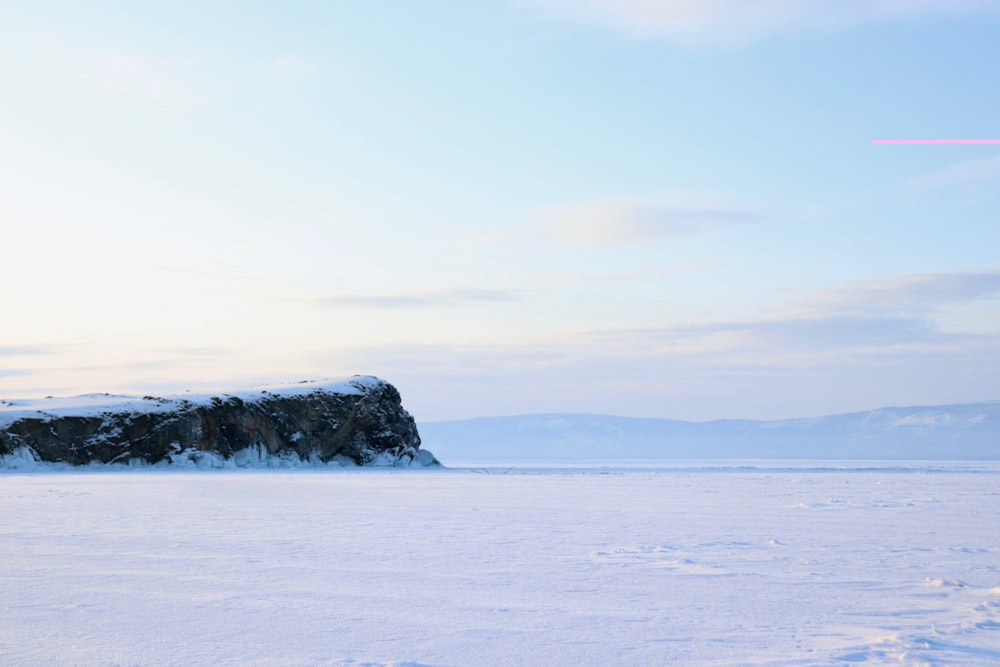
[{"xmin": 0, "ymin": 376, "xmax": 437, "ymax": 468}]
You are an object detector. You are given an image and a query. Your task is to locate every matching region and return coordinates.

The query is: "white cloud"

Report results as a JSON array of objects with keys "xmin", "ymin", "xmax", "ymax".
[
  {"xmin": 307, "ymin": 268, "xmax": 1000, "ymax": 419},
  {"xmin": 311, "ymin": 313, "xmax": 1000, "ymax": 420},
  {"xmin": 909, "ymin": 154, "xmax": 1000, "ymax": 189},
  {"xmin": 256, "ymin": 53, "xmax": 317, "ymax": 84},
  {"xmin": 530, "ymin": 0, "xmax": 999, "ymax": 46},
  {"xmin": 556, "ymin": 265, "xmax": 721, "ymax": 283},
  {"xmin": 80, "ymin": 56, "xmax": 175, "ymax": 102},
  {"xmin": 8, "ymin": 270, "xmax": 997, "ymax": 420},
  {"xmin": 312, "ymin": 288, "xmax": 521, "ymax": 309},
  {"xmin": 0, "ymin": 346, "xmax": 52, "ymax": 357},
  {"xmin": 790, "ymin": 270, "xmax": 1000, "ymax": 318},
  {"xmin": 538, "ymin": 198, "xmax": 754, "ymax": 246}
]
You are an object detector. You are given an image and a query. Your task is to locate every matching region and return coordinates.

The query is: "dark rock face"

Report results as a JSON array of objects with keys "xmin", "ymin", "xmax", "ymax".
[{"xmin": 0, "ymin": 377, "xmax": 436, "ymax": 467}]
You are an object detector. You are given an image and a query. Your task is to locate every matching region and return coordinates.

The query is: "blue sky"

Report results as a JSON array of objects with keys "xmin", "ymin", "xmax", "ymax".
[{"xmin": 2, "ymin": 1, "xmax": 999, "ymax": 420}]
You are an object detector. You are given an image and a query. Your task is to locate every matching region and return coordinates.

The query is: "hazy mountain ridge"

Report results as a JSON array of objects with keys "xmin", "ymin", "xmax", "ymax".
[{"xmin": 420, "ymin": 401, "xmax": 1000, "ymax": 461}]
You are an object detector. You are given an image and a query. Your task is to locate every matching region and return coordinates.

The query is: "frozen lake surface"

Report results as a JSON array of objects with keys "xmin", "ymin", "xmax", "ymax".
[{"xmin": 2, "ymin": 463, "xmax": 999, "ymax": 665}]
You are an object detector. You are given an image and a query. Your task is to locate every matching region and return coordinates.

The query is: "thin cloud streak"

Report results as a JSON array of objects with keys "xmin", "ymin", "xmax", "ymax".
[
  {"xmin": 539, "ymin": 199, "xmax": 754, "ymax": 246},
  {"xmin": 647, "ymin": 317, "xmax": 940, "ymax": 348},
  {"xmin": 146, "ymin": 346, "xmax": 235, "ymax": 359},
  {"xmin": 256, "ymin": 52, "xmax": 317, "ymax": 84},
  {"xmin": 555, "ymin": 265, "xmax": 724, "ymax": 284},
  {"xmin": 791, "ymin": 270, "xmax": 1000, "ymax": 317},
  {"xmin": 310, "ymin": 269, "xmax": 1000, "ymax": 418},
  {"xmin": 909, "ymin": 154, "xmax": 1000, "ymax": 189},
  {"xmin": 313, "ymin": 318, "xmax": 1000, "ymax": 420},
  {"xmin": 312, "ymin": 288, "xmax": 521, "ymax": 309},
  {"xmin": 0, "ymin": 345, "xmax": 53, "ymax": 357},
  {"xmin": 531, "ymin": 0, "xmax": 999, "ymax": 46},
  {"xmin": 77, "ymin": 55, "xmax": 195, "ymax": 114},
  {"xmin": 0, "ymin": 369, "xmax": 36, "ymax": 379}
]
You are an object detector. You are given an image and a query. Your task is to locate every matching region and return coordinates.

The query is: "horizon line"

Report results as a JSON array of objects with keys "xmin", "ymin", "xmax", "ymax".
[{"xmin": 873, "ymin": 139, "xmax": 1000, "ymax": 145}]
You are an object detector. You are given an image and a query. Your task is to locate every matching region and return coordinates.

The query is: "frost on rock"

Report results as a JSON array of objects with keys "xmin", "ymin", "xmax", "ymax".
[
  {"xmin": 0, "ymin": 445, "xmax": 41, "ymax": 470},
  {"xmin": 0, "ymin": 376, "xmax": 439, "ymax": 468}
]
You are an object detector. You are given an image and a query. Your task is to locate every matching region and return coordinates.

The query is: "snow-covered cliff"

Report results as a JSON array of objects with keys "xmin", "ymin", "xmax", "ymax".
[{"xmin": 1, "ymin": 376, "xmax": 437, "ymax": 468}]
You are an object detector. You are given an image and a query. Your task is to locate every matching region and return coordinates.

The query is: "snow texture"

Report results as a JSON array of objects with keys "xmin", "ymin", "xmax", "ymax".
[
  {"xmin": 1, "ymin": 464, "xmax": 998, "ymax": 665},
  {"xmin": 0, "ymin": 376, "xmax": 378, "ymax": 429}
]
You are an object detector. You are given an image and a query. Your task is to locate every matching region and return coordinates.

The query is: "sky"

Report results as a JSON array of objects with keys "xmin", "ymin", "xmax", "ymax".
[{"xmin": 2, "ymin": 1, "xmax": 1000, "ymax": 422}]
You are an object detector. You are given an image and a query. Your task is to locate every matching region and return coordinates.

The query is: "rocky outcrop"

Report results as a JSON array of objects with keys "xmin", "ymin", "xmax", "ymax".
[{"xmin": 0, "ymin": 376, "xmax": 438, "ymax": 468}]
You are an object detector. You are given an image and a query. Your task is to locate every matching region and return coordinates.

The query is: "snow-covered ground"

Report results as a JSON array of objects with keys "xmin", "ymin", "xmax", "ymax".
[{"xmin": 2, "ymin": 465, "xmax": 999, "ymax": 666}]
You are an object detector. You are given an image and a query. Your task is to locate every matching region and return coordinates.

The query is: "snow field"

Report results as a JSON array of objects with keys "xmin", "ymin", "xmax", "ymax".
[{"xmin": 1, "ymin": 467, "xmax": 998, "ymax": 665}]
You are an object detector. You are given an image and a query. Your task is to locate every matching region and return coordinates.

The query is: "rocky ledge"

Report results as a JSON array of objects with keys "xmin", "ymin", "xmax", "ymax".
[{"xmin": 0, "ymin": 376, "xmax": 437, "ymax": 468}]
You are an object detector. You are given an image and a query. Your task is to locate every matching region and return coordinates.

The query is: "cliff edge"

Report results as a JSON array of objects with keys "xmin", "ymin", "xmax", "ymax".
[{"xmin": 0, "ymin": 376, "xmax": 437, "ymax": 468}]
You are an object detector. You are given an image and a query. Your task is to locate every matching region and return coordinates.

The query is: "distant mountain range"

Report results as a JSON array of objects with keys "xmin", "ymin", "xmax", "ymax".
[{"xmin": 419, "ymin": 401, "xmax": 1000, "ymax": 461}]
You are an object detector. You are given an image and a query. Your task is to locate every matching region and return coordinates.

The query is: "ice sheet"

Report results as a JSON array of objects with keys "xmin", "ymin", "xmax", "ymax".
[{"xmin": 1, "ymin": 466, "xmax": 998, "ymax": 665}]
